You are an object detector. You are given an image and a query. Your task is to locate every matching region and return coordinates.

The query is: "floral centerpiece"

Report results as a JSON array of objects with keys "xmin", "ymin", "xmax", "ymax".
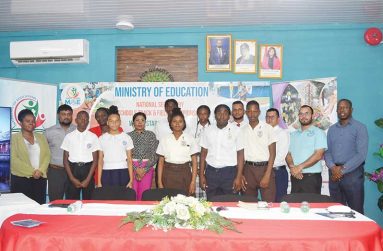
[
  {"xmin": 365, "ymin": 144, "xmax": 383, "ymax": 211},
  {"xmin": 121, "ymin": 194, "xmax": 240, "ymax": 233},
  {"xmin": 365, "ymin": 118, "xmax": 383, "ymax": 211}
]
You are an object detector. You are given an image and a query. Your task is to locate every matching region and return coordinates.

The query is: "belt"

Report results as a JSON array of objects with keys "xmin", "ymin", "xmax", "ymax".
[
  {"xmin": 335, "ymin": 163, "xmax": 344, "ymax": 166},
  {"xmin": 49, "ymin": 164, "xmax": 64, "ymax": 169},
  {"xmin": 273, "ymin": 165, "xmax": 286, "ymax": 171},
  {"xmin": 302, "ymin": 172, "xmax": 321, "ymax": 177},
  {"xmin": 245, "ymin": 161, "xmax": 268, "ymax": 166},
  {"xmin": 70, "ymin": 161, "xmax": 92, "ymax": 167}
]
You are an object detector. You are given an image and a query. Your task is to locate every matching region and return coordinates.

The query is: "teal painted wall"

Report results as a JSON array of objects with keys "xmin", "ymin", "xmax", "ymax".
[{"xmin": 0, "ymin": 24, "xmax": 382, "ymax": 225}]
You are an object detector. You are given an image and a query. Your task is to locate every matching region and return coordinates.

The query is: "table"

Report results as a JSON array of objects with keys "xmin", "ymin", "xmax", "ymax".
[
  {"xmin": 0, "ymin": 193, "xmax": 39, "ymax": 226},
  {"xmin": 0, "ymin": 201, "xmax": 382, "ymax": 251}
]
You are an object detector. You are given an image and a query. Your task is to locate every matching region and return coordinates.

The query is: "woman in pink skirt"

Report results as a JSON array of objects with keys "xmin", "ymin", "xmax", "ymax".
[{"xmin": 128, "ymin": 112, "xmax": 159, "ymax": 200}]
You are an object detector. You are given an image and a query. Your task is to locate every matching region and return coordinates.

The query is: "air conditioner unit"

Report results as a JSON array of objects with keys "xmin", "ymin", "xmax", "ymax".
[{"xmin": 10, "ymin": 39, "xmax": 89, "ymax": 65}]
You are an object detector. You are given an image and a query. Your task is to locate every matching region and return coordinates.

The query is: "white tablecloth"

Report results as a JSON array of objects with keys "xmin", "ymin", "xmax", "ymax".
[
  {"xmin": 15, "ymin": 201, "xmax": 373, "ymax": 223},
  {"xmin": 0, "ymin": 193, "xmax": 40, "ymax": 226}
]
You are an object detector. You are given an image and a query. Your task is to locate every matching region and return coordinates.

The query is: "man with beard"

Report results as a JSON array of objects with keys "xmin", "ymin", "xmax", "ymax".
[
  {"xmin": 44, "ymin": 104, "xmax": 76, "ymax": 201},
  {"xmin": 209, "ymin": 39, "xmax": 229, "ymax": 65},
  {"xmin": 231, "ymin": 101, "xmax": 247, "ymax": 128},
  {"xmin": 286, "ymin": 105, "xmax": 327, "ymax": 194},
  {"xmin": 324, "ymin": 99, "xmax": 368, "ymax": 213}
]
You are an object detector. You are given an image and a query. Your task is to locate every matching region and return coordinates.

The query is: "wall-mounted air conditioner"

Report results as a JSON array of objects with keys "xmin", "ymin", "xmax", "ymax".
[{"xmin": 10, "ymin": 39, "xmax": 89, "ymax": 65}]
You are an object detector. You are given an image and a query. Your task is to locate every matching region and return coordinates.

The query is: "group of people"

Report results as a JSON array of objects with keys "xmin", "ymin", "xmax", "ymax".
[{"xmin": 10, "ymin": 98, "xmax": 368, "ymax": 214}]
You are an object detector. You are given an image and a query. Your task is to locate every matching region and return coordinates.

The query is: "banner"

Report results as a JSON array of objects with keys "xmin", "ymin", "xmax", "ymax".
[
  {"xmin": 0, "ymin": 78, "xmax": 57, "ymax": 133},
  {"xmin": 0, "ymin": 107, "xmax": 11, "ymax": 192},
  {"xmin": 272, "ymin": 77, "xmax": 338, "ymax": 195},
  {"xmin": 59, "ymin": 81, "xmax": 271, "ymax": 132}
]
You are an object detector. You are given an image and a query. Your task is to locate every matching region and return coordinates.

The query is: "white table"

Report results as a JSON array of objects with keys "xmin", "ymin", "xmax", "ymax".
[{"xmin": 0, "ymin": 193, "xmax": 39, "ymax": 226}]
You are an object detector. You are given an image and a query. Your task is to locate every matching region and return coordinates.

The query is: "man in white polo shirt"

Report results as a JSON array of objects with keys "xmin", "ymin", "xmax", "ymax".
[
  {"xmin": 61, "ymin": 111, "xmax": 100, "ymax": 200},
  {"xmin": 266, "ymin": 108, "xmax": 289, "ymax": 202},
  {"xmin": 241, "ymin": 101, "xmax": 276, "ymax": 202},
  {"xmin": 199, "ymin": 104, "xmax": 244, "ymax": 200}
]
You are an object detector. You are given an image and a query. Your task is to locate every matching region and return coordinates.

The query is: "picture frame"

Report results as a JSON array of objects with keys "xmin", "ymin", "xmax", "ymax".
[
  {"xmin": 259, "ymin": 44, "xmax": 283, "ymax": 79},
  {"xmin": 233, "ymin": 40, "xmax": 257, "ymax": 74},
  {"xmin": 206, "ymin": 35, "xmax": 232, "ymax": 72}
]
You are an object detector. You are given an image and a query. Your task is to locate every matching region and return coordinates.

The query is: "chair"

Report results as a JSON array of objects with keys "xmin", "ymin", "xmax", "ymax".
[
  {"xmin": 281, "ymin": 193, "xmax": 334, "ymax": 203},
  {"xmin": 209, "ymin": 194, "xmax": 258, "ymax": 202},
  {"xmin": 91, "ymin": 186, "xmax": 136, "ymax": 201},
  {"xmin": 141, "ymin": 188, "xmax": 186, "ymax": 201}
]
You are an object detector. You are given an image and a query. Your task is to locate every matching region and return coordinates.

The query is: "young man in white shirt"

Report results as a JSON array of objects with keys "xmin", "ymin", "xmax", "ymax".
[
  {"xmin": 61, "ymin": 111, "xmax": 100, "ymax": 200},
  {"xmin": 199, "ymin": 104, "xmax": 244, "ymax": 200},
  {"xmin": 266, "ymin": 108, "xmax": 290, "ymax": 202},
  {"xmin": 241, "ymin": 101, "xmax": 276, "ymax": 202}
]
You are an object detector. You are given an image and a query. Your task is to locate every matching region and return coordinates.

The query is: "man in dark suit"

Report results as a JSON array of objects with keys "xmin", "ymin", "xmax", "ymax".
[{"xmin": 209, "ymin": 39, "xmax": 229, "ymax": 65}]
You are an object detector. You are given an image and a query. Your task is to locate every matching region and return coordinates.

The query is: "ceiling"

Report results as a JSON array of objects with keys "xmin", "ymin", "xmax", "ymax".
[{"xmin": 0, "ymin": 0, "xmax": 382, "ymax": 32}]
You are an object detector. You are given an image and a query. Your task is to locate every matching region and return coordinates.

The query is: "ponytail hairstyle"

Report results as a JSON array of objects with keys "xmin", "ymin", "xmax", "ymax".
[
  {"xmin": 169, "ymin": 107, "xmax": 187, "ymax": 131},
  {"xmin": 108, "ymin": 105, "xmax": 120, "ymax": 118},
  {"xmin": 196, "ymin": 105, "xmax": 211, "ymax": 125}
]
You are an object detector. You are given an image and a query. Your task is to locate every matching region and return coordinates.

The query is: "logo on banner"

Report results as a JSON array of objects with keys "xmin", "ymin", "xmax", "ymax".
[
  {"xmin": 61, "ymin": 84, "xmax": 85, "ymax": 108},
  {"xmin": 12, "ymin": 95, "xmax": 46, "ymax": 130}
]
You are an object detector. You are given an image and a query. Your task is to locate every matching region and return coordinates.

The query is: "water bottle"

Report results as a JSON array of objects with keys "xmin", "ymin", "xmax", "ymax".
[
  {"xmin": 67, "ymin": 201, "xmax": 83, "ymax": 213},
  {"xmin": 280, "ymin": 201, "xmax": 290, "ymax": 213},
  {"xmin": 300, "ymin": 201, "xmax": 310, "ymax": 213}
]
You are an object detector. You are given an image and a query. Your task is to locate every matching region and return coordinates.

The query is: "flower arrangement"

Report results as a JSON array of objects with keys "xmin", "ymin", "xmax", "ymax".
[
  {"xmin": 121, "ymin": 194, "xmax": 240, "ymax": 233},
  {"xmin": 365, "ymin": 118, "xmax": 383, "ymax": 211}
]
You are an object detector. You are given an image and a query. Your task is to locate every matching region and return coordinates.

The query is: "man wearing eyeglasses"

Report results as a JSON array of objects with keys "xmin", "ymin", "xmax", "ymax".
[{"xmin": 285, "ymin": 105, "xmax": 327, "ymax": 194}]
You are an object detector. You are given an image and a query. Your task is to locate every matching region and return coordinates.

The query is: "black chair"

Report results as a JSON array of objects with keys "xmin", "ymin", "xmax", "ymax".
[
  {"xmin": 281, "ymin": 193, "xmax": 334, "ymax": 203},
  {"xmin": 141, "ymin": 188, "xmax": 186, "ymax": 201},
  {"xmin": 91, "ymin": 186, "xmax": 136, "ymax": 201},
  {"xmin": 209, "ymin": 194, "xmax": 258, "ymax": 202}
]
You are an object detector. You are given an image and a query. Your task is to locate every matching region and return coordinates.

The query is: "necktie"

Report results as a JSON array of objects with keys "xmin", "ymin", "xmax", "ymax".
[{"xmin": 237, "ymin": 123, "xmax": 240, "ymax": 127}]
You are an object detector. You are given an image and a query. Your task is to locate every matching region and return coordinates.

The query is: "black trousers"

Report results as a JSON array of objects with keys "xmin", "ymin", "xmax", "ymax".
[
  {"xmin": 291, "ymin": 173, "xmax": 322, "ymax": 194},
  {"xmin": 47, "ymin": 166, "xmax": 68, "ymax": 201},
  {"xmin": 66, "ymin": 162, "xmax": 94, "ymax": 200},
  {"xmin": 205, "ymin": 164, "xmax": 237, "ymax": 200},
  {"xmin": 10, "ymin": 174, "xmax": 47, "ymax": 204}
]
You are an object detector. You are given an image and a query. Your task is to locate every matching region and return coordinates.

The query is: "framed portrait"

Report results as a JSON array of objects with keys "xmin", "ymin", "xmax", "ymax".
[
  {"xmin": 233, "ymin": 40, "xmax": 257, "ymax": 74},
  {"xmin": 206, "ymin": 35, "xmax": 232, "ymax": 72},
  {"xmin": 259, "ymin": 44, "xmax": 283, "ymax": 79}
]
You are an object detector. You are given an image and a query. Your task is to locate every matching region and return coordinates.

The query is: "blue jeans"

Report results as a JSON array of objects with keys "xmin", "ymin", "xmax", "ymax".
[
  {"xmin": 205, "ymin": 164, "xmax": 237, "ymax": 200},
  {"xmin": 274, "ymin": 166, "xmax": 288, "ymax": 202},
  {"xmin": 329, "ymin": 165, "xmax": 364, "ymax": 214}
]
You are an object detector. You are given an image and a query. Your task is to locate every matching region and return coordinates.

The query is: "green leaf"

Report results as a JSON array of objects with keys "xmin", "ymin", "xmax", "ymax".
[
  {"xmin": 374, "ymin": 118, "xmax": 383, "ymax": 128},
  {"xmin": 134, "ymin": 219, "xmax": 147, "ymax": 232},
  {"xmin": 377, "ymin": 181, "xmax": 383, "ymax": 193},
  {"xmin": 378, "ymin": 195, "xmax": 383, "ymax": 211}
]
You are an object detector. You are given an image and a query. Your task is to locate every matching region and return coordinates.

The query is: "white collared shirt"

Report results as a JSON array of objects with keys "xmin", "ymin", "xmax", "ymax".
[
  {"xmin": 200, "ymin": 123, "xmax": 244, "ymax": 168},
  {"xmin": 230, "ymin": 118, "xmax": 248, "ymax": 128},
  {"xmin": 99, "ymin": 132, "xmax": 134, "ymax": 170},
  {"xmin": 61, "ymin": 129, "xmax": 100, "ymax": 163},
  {"xmin": 24, "ymin": 137, "xmax": 40, "ymax": 169},
  {"xmin": 241, "ymin": 121, "xmax": 276, "ymax": 162},
  {"xmin": 156, "ymin": 132, "xmax": 199, "ymax": 164},
  {"xmin": 187, "ymin": 122, "xmax": 211, "ymax": 145},
  {"xmin": 154, "ymin": 117, "xmax": 172, "ymax": 141},
  {"xmin": 273, "ymin": 125, "xmax": 289, "ymax": 167}
]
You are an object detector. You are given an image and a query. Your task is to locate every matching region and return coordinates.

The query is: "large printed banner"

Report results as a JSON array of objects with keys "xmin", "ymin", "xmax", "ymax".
[
  {"xmin": 59, "ymin": 82, "xmax": 271, "ymax": 132},
  {"xmin": 0, "ymin": 78, "xmax": 57, "ymax": 132},
  {"xmin": 272, "ymin": 77, "xmax": 338, "ymax": 195}
]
